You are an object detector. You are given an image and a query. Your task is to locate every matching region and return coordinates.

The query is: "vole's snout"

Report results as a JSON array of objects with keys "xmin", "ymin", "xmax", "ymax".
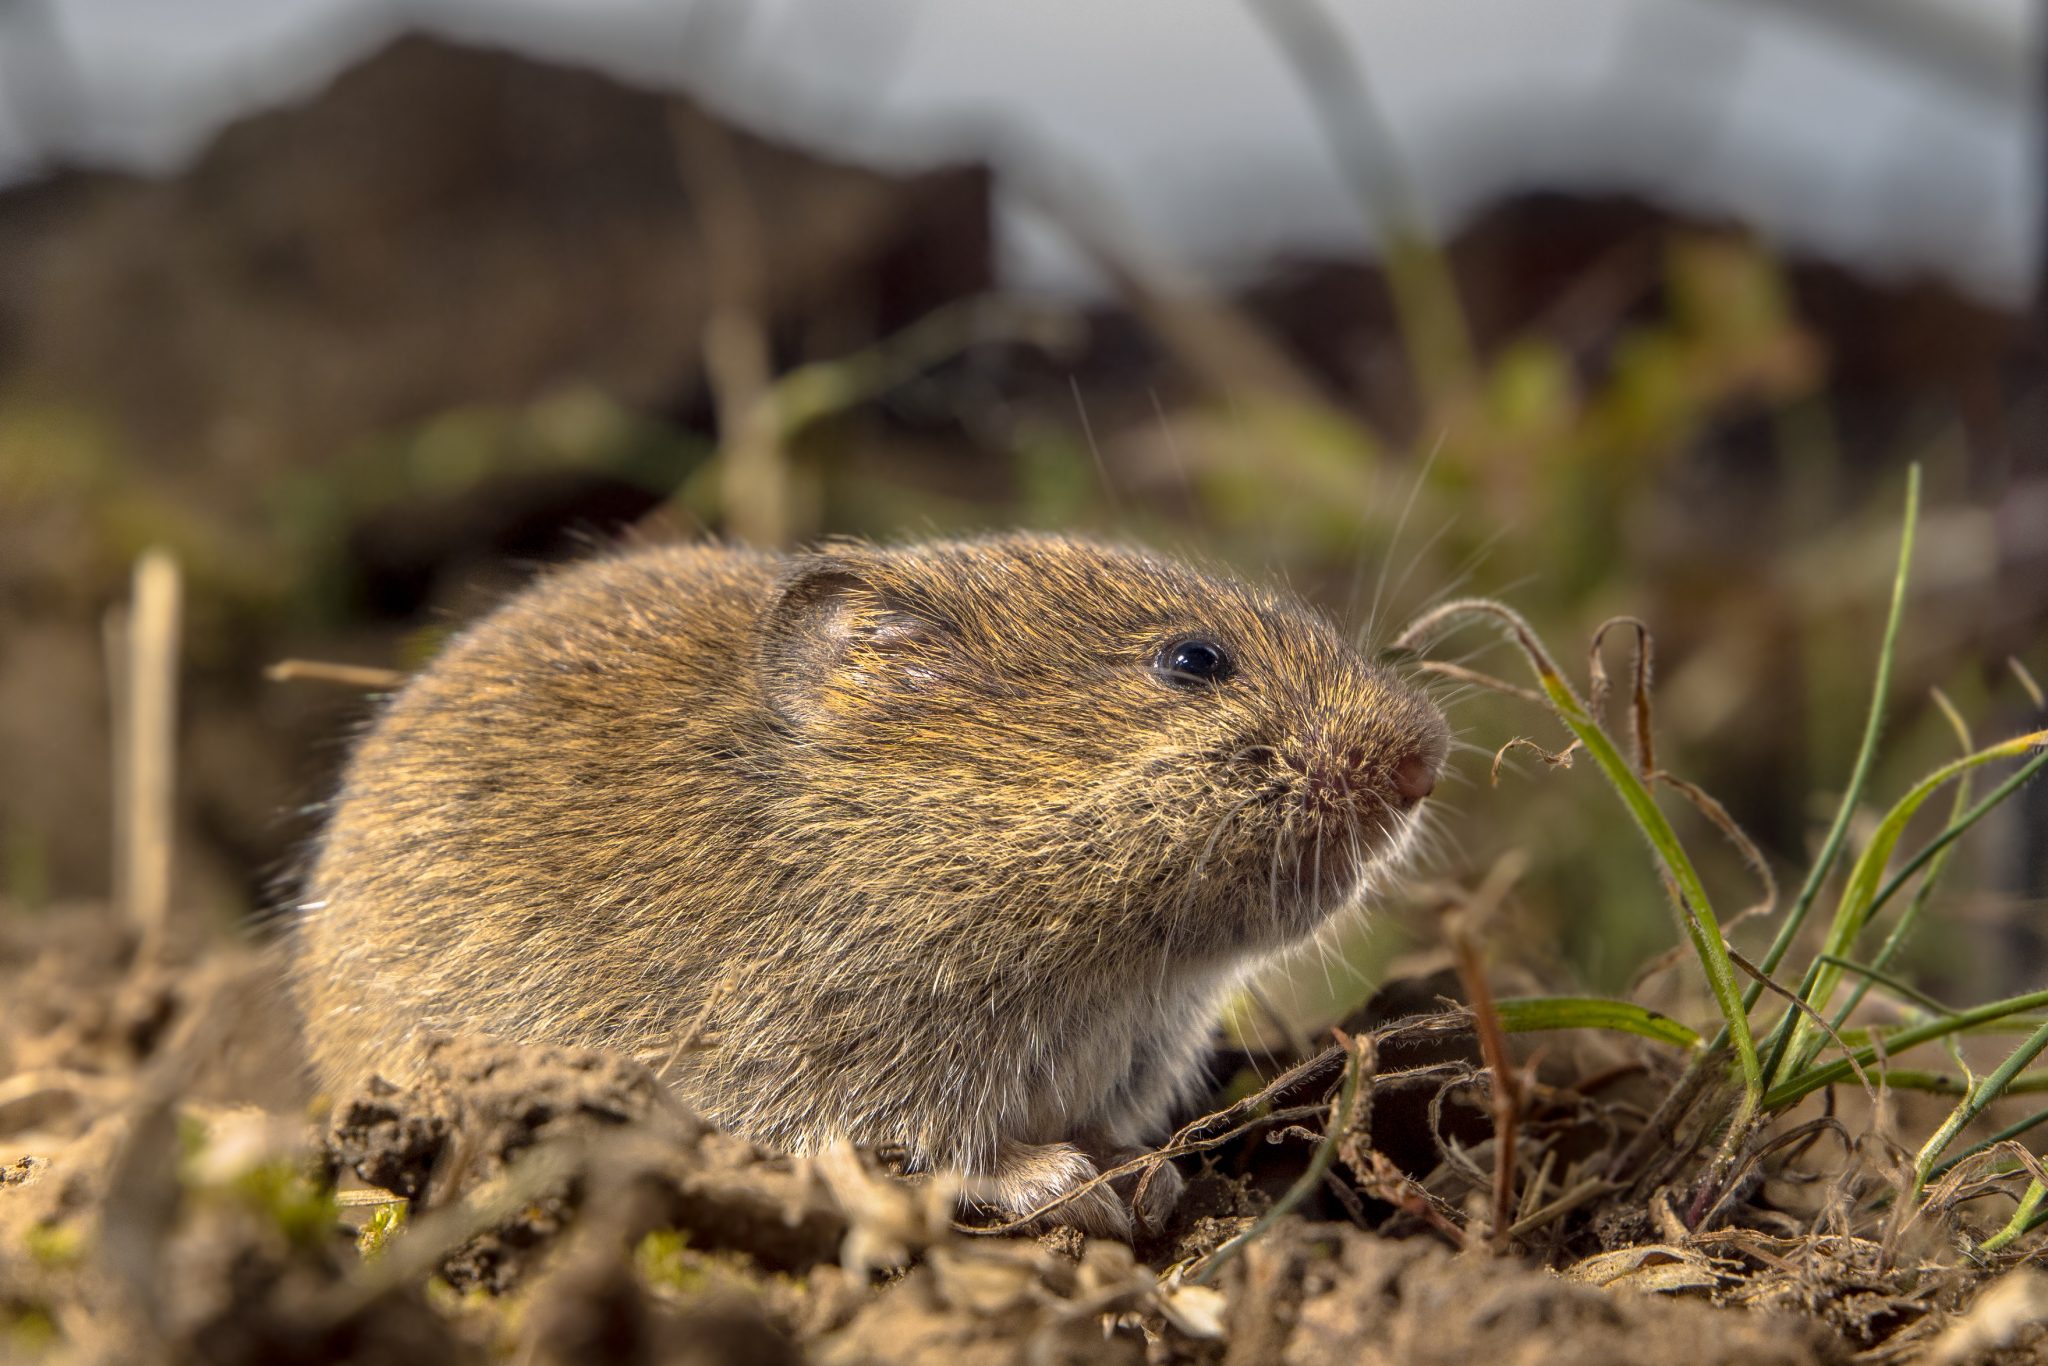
[
  {"xmin": 1280, "ymin": 729, "xmax": 1440, "ymax": 817},
  {"xmin": 1288, "ymin": 745, "xmax": 1367, "ymax": 810}
]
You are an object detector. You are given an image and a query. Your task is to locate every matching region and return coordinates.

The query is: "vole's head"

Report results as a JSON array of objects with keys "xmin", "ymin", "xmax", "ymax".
[{"xmin": 758, "ymin": 536, "xmax": 1448, "ymax": 957}]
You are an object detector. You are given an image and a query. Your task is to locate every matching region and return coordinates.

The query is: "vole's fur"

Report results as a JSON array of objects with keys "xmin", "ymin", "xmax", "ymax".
[{"xmin": 292, "ymin": 535, "xmax": 1447, "ymax": 1236}]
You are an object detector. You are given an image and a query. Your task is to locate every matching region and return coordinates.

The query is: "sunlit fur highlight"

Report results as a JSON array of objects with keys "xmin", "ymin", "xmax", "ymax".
[{"xmin": 292, "ymin": 535, "xmax": 1448, "ymax": 1219}]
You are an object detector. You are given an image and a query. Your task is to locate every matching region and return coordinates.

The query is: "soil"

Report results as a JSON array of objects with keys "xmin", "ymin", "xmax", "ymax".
[{"xmin": 5, "ymin": 900, "xmax": 2046, "ymax": 1365}]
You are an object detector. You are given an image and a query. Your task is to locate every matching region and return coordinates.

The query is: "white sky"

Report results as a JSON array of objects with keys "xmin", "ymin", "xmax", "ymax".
[{"xmin": 0, "ymin": 0, "xmax": 2036, "ymax": 302}]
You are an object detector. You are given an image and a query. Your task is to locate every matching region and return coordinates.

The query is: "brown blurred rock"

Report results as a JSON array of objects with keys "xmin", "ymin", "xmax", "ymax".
[
  {"xmin": 0, "ymin": 33, "xmax": 992, "ymax": 517},
  {"xmin": 0, "ymin": 32, "xmax": 993, "ymax": 909}
]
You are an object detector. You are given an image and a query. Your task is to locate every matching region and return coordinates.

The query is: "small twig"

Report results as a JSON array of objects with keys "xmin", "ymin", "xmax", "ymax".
[
  {"xmin": 1411, "ymin": 659, "xmax": 1544, "ymax": 705},
  {"xmin": 1350, "ymin": 1145, "xmax": 1468, "ymax": 1245},
  {"xmin": 1516, "ymin": 1146, "xmax": 1557, "ymax": 1226},
  {"xmin": 1610, "ymin": 1049, "xmax": 1721, "ymax": 1194},
  {"xmin": 265, "ymin": 659, "xmax": 408, "ymax": 690},
  {"xmin": 1653, "ymin": 770, "xmax": 1778, "ymax": 936},
  {"xmin": 1443, "ymin": 853, "xmax": 1530, "ymax": 1249},
  {"xmin": 1506, "ymin": 1175, "xmax": 1617, "ymax": 1239},
  {"xmin": 333, "ymin": 1189, "xmax": 408, "ymax": 1210},
  {"xmin": 958, "ymin": 1102, "xmax": 1333, "ymax": 1237},
  {"xmin": 1693, "ymin": 1117, "xmax": 1851, "ymax": 1234}
]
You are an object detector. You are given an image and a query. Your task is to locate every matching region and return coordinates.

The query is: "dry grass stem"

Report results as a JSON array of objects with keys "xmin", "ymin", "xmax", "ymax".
[
  {"xmin": 265, "ymin": 659, "xmax": 408, "ymax": 689},
  {"xmin": 120, "ymin": 550, "xmax": 182, "ymax": 955},
  {"xmin": 1442, "ymin": 852, "xmax": 1530, "ymax": 1248}
]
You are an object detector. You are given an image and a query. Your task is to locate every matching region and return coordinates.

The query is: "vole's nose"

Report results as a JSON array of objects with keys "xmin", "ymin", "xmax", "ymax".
[{"xmin": 1392, "ymin": 752, "xmax": 1438, "ymax": 806}]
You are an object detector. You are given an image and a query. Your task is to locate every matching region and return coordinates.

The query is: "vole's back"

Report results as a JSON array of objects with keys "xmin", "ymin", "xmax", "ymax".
[{"xmin": 295, "ymin": 544, "xmax": 779, "ymax": 1096}]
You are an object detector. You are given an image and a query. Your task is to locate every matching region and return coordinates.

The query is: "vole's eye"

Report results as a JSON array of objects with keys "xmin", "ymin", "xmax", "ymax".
[{"xmin": 1154, "ymin": 638, "xmax": 1234, "ymax": 689}]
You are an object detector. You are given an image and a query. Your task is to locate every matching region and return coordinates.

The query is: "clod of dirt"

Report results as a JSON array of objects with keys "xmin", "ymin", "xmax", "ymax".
[
  {"xmin": 0, "ymin": 1101, "xmax": 472, "ymax": 1365},
  {"xmin": 1223, "ymin": 1221, "xmax": 1850, "ymax": 1366},
  {"xmin": 325, "ymin": 1034, "xmax": 846, "ymax": 1291},
  {"xmin": 524, "ymin": 1228, "xmax": 802, "ymax": 1366},
  {"xmin": 326, "ymin": 1033, "xmax": 689, "ymax": 1204},
  {"xmin": 819, "ymin": 1239, "xmax": 1173, "ymax": 1366}
]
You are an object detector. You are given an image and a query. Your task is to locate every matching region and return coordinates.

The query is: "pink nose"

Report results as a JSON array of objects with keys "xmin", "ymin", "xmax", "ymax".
[{"xmin": 1393, "ymin": 753, "xmax": 1438, "ymax": 805}]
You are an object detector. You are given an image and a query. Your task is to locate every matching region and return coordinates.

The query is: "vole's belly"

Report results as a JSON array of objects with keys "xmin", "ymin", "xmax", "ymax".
[
  {"xmin": 1013, "ymin": 970, "xmax": 1237, "ymax": 1150},
  {"xmin": 666, "ymin": 956, "xmax": 1236, "ymax": 1170}
]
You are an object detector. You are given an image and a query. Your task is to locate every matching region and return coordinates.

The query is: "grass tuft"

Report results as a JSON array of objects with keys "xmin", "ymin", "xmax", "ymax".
[{"xmin": 1397, "ymin": 463, "xmax": 2048, "ymax": 1246}]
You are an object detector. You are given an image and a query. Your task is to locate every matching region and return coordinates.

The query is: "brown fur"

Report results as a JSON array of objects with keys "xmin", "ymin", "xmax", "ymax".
[{"xmin": 290, "ymin": 535, "xmax": 1447, "ymax": 1235}]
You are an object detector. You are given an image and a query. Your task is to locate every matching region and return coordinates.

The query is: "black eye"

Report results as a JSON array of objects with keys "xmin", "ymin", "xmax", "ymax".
[{"xmin": 1155, "ymin": 637, "xmax": 1234, "ymax": 689}]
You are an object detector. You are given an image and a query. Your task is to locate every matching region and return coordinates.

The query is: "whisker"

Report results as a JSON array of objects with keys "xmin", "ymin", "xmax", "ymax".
[
  {"xmin": 1369, "ymin": 513, "xmax": 1458, "ymax": 650},
  {"xmin": 1358, "ymin": 431, "xmax": 1445, "ymax": 647},
  {"xmin": 1175, "ymin": 787, "xmax": 1267, "ymax": 930}
]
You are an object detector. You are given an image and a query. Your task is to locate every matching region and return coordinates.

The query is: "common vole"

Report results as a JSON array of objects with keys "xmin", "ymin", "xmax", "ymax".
[{"xmin": 291, "ymin": 535, "xmax": 1447, "ymax": 1236}]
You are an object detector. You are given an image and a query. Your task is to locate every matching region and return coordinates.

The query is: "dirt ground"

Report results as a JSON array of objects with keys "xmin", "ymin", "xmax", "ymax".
[{"xmin": 5, "ymin": 900, "xmax": 2047, "ymax": 1365}]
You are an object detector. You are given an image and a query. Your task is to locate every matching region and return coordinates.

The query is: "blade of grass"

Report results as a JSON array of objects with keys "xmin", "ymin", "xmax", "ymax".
[
  {"xmin": 1929, "ymin": 1104, "xmax": 2048, "ymax": 1184},
  {"xmin": 1915, "ymin": 1020, "xmax": 2048, "ymax": 1190},
  {"xmin": 1832, "ymin": 746, "xmax": 2048, "ymax": 1033},
  {"xmin": 1496, "ymin": 996, "xmax": 1701, "ymax": 1049},
  {"xmin": 1394, "ymin": 599, "xmax": 1760, "ymax": 1118},
  {"xmin": 1765, "ymin": 985, "xmax": 2048, "ymax": 1109},
  {"xmin": 1826, "ymin": 690, "xmax": 1979, "ymax": 1030},
  {"xmin": 1981, "ymin": 1180, "xmax": 2047, "ymax": 1253},
  {"xmin": 1747, "ymin": 465, "xmax": 1919, "ymax": 1017},
  {"xmin": 1873, "ymin": 1070, "xmax": 2048, "ymax": 1098},
  {"xmin": 1809, "ymin": 953, "xmax": 1953, "ymax": 1015},
  {"xmin": 1839, "ymin": 1021, "xmax": 2048, "ymax": 1048},
  {"xmin": 1778, "ymin": 729, "xmax": 2048, "ymax": 1077}
]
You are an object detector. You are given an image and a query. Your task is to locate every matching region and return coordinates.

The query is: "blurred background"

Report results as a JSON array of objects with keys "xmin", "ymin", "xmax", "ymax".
[{"xmin": 0, "ymin": 0, "xmax": 2041, "ymax": 1020}]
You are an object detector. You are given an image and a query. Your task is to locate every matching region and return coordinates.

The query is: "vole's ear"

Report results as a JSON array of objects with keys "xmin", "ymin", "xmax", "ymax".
[{"xmin": 759, "ymin": 555, "xmax": 945, "ymax": 727}]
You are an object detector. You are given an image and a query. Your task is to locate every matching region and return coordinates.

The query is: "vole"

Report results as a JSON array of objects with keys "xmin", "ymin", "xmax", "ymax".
[{"xmin": 290, "ymin": 535, "xmax": 1448, "ymax": 1237}]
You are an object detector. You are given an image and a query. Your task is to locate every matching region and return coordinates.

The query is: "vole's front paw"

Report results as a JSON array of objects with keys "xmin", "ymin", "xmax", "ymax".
[
  {"xmin": 973, "ymin": 1140, "xmax": 1131, "ymax": 1240},
  {"xmin": 1101, "ymin": 1147, "xmax": 1184, "ymax": 1236}
]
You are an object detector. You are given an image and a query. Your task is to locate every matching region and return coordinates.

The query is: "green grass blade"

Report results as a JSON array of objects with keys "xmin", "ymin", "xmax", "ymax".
[
  {"xmin": 1765, "ymin": 986, "xmax": 2048, "ymax": 1110},
  {"xmin": 1833, "ymin": 746, "xmax": 2048, "ymax": 1033},
  {"xmin": 1394, "ymin": 599, "xmax": 1760, "ymax": 1115},
  {"xmin": 1982, "ymin": 1181, "xmax": 2047, "ymax": 1254},
  {"xmin": 1496, "ymin": 996, "xmax": 1702, "ymax": 1049},
  {"xmin": 1915, "ymin": 1020, "xmax": 2048, "ymax": 1191},
  {"xmin": 1829, "ymin": 690, "xmax": 1976, "ymax": 1031},
  {"xmin": 1838, "ymin": 1021, "xmax": 2048, "ymax": 1048},
  {"xmin": 1780, "ymin": 730, "xmax": 2048, "ymax": 1077},
  {"xmin": 1532, "ymin": 669, "xmax": 1760, "ymax": 1112},
  {"xmin": 1749, "ymin": 465, "xmax": 1919, "ymax": 1002},
  {"xmin": 1866, "ymin": 1070, "xmax": 2048, "ymax": 1098},
  {"xmin": 1929, "ymin": 1103, "xmax": 2048, "ymax": 1183}
]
